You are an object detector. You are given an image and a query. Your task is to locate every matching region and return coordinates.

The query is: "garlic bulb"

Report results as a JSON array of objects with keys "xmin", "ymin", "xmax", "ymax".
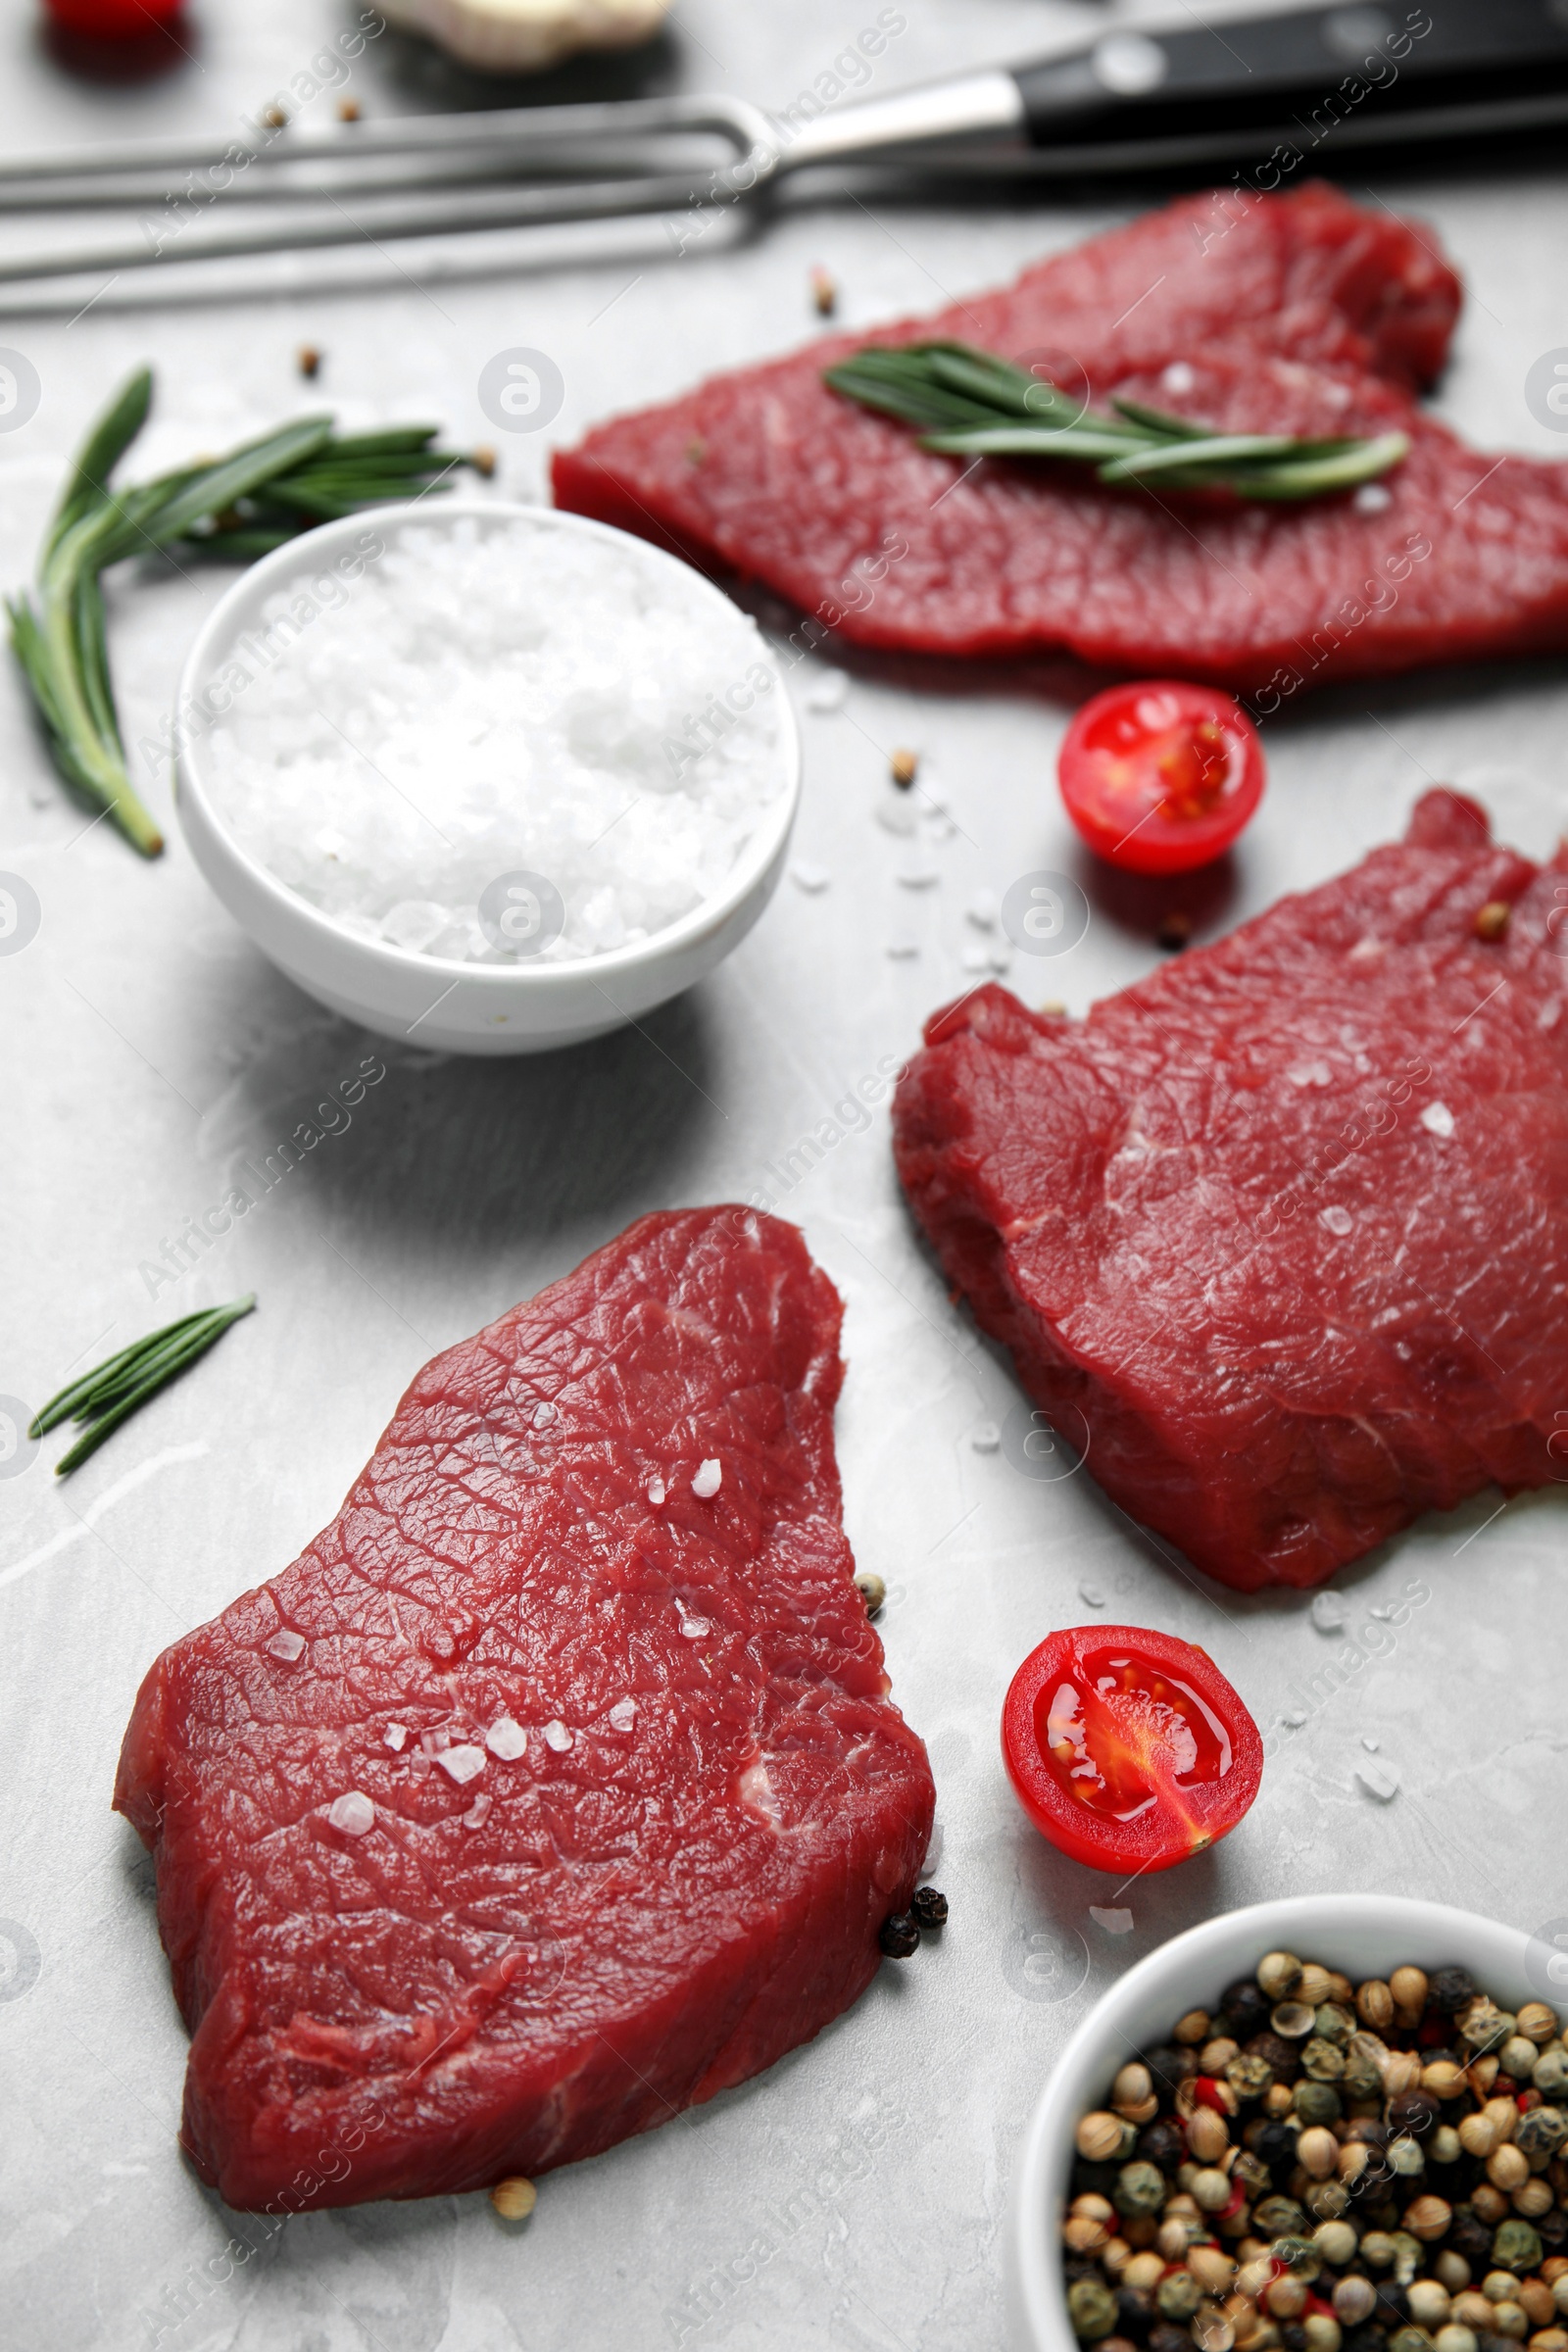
[{"xmin": 378, "ymin": 0, "xmax": 671, "ymax": 75}]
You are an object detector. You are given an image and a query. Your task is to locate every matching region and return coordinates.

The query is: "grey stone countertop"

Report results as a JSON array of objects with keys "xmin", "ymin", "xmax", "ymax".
[{"xmin": 2, "ymin": 1, "xmax": 1566, "ymax": 2346}]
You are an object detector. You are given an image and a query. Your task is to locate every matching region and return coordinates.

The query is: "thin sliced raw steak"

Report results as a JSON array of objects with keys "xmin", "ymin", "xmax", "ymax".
[
  {"xmin": 554, "ymin": 184, "xmax": 1568, "ymax": 691},
  {"xmin": 115, "ymin": 1209, "xmax": 933, "ymax": 2211},
  {"xmin": 892, "ymin": 792, "xmax": 1568, "ymax": 1592}
]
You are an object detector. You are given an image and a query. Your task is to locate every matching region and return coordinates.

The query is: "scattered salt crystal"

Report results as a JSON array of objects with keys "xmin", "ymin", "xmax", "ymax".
[
  {"xmin": 646, "ymin": 1476, "xmax": 666, "ymax": 1505},
  {"xmin": 201, "ymin": 514, "xmax": 786, "ymax": 966},
  {"xmin": 989, "ymin": 946, "xmax": 1013, "ymax": 975},
  {"xmin": 1319, "ymin": 1205, "xmax": 1353, "ymax": 1237},
  {"xmin": 434, "ymin": 1743, "xmax": 486, "ymax": 1785},
  {"xmin": 1310, "ymin": 1591, "xmax": 1348, "ymax": 1633},
  {"xmin": 1090, "ymin": 1905, "xmax": 1134, "ymax": 1934},
  {"xmin": 486, "ymin": 1715, "xmax": 528, "ymax": 1761},
  {"xmin": 918, "ymin": 1821, "xmax": 943, "ymax": 1883},
  {"xmin": 1355, "ymin": 1754, "xmax": 1400, "ymax": 1801},
  {"xmin": 1287, "ymin": 1059, "xmax": 1334, "ymax": 1089},
  {"xmin": 885, "ymin": 939, "xmax": 919, "ymax": 959},
  {"xmin": 876, "ymin": 794, "xmax": 917, "ymax": 837},
  {"xmin": 1160, "ymin": 361, "xmax": 1197, "ymax": 396},
  {"xmin": 328, "ymin": 1790, "xmax": 375, "ymax": 1837},
  {"xmin": 678, "ymin": 1601, "xmax": 713, "ymax": 1639},
  {"xmin": 966, "ymin": 890, "xmax": 999, "ymax": 930},
  {"xmin": 384, "ymin": 1723, "xmax": 408, "ymax": 1751},
  {"xmin": 532, "ymin": 1401, "xmax": 556, "ymax": 1430},
  {"xmin": 692, "ymin": 1457, "xmax": 722, "ymax": 1499},
  {"xmin": 609, "ymin": 1698, "xmax": 637, "ymax": 1732},
  {"xmin": 267, "ymin": 1629, "xmax": 306, "ymax": 1663},
  {"xmin": 805, "ymin": 668, "xmax": 849, "ymax": 712},
  {"xmin": 1362, "ymin": 1735, "xmax": 1381, "ymax": 1752},
  {"xmin": 1285, "ymin": 1707, "xmax": 1308, "ymax": 1727},
  {"xmin": 463, "ymin": 1792, "xmax": 492, "ymax": 1830},
  {"xmin": 544, "ymin": 1719, "xmax": 572, "ymax": 1752},
  {"xmin": 960, "ymin": 944, "xmax": 991, "ymax": 973},
  {"xmin": 970, "ymin": 1422, "xmax": 1001, "ymax": 1453},
  {"xmin": 421, "ymin": 1727, "xmax": 451, "ymax": 1755},
  {"xmin": 1421, "ymin": 1102, "xmax": 1455, "ymax": 1139},
  {"xmin": 1354, "ymin": 482, "xmax": 1393, "ymax": 514},
  {"xmin": 1078, "ymin": 1581, "xmax": 1107, "ymax": 1608},
  {"xmin": 791, "ymin": 860, "xmax": 831, "ymax": 893},
  {"xmin": 897, "ymin": 858, "xmax": 940, "ymax": 890}
]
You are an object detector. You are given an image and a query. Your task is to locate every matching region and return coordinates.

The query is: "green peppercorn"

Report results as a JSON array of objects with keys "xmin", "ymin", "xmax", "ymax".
[
  {"xmin": 1227, "ymin": 2053, "xmax": 1275, "ymax": 2102},
  {"xmin": 1300, "ymin": 2035, "xmax": 1347, "ymax": 2081},
  {"xmin": 1113, "ymin": 2160, "xmax": 1166, "ymax": 2218},
  {"xmin": 1388, "ymin": 2328, "xmax": 1431, "ymax": 2352},
  {"xmin": 1255, "ymin": 2196, "xmax": 1309, "ymax": 2239},
  {"xmin": 1314, "ymin": 2002, "xmax": 1356, "ymax": 2044},
  {"xmin": 1157, "ymin": 2273, "xmax": 1202, "ymax": 2322},
  {"xmin": 1492, "ymin": 2218, "xmax": 1543, "ymax": 2274},
  {"xmin": 1067, "ymin": 2278, "xmax": 1119, "ymax": 2339},
  {"xmin": 1295, "ymin": 2082, "xmax": 1344, "ymax": 2127},
  {"xmin": 1515, "ymin": 2102, "xmax": 1566, "ymax": 2159},
  {"xmin": 1272, "ymin": 2236, "xmax": 1323, "ymax": 2282},
  {"xmin": 1533, "ymin": 2045, "xmax": 1568, "ymax": 2099}
]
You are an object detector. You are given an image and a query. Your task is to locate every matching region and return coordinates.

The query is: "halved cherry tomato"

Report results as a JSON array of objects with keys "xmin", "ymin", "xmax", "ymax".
[
  {"xmin": 1002, "ymin": 1625, "xmax": 1262, "ymax": 1874},
  {"xmin": 1057, "ymin": 681, "xmax": 1264, "ymax": 875},
  {"xmin": 44, "ymin": 0, "xmax": 184, "ymax": 34}
]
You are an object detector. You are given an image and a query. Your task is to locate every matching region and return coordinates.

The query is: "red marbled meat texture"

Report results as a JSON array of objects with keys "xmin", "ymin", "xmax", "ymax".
[
  {"xmin": 115, "ymin": 1209, "xmax": 933, "ymax": 2211},
  {"xmin": 892, "ymin": 793, "xmax": 1568, "ymax": 1592},
  {"xmin": 554, "ymin": 183, "xmax": 1568, "ymax": 689}
]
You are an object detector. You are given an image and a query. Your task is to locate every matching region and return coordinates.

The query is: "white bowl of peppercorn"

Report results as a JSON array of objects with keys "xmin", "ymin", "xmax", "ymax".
[{"xmin": 1009, "ymin": 1897, "xmax": 1568, "ymax": 2352}]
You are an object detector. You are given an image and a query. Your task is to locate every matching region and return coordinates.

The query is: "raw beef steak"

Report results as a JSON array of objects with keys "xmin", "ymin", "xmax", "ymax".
[
  {"xmin": 892, "ymin": 792, "xmax": 1568, "ymax": 1592},
  {"xmin": 115, "ymin": 1209, "xmax": 933, "ymax": 2211},
  {"xmin": 554, "ymin": 184, "xmax": 1568, "ymax": 692}
]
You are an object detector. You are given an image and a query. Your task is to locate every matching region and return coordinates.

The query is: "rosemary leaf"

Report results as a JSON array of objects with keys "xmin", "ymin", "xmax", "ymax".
[
  {"xmin": 30, "ymin": 1296, "xmax": 256, "ymax": 1475},
  {"xmin": 9, "ymin": 370, "xmax": 481, "ymax": 856},
  {"xmin": 825, "ymin": 340, "xmax": 1410, "ymax": 504}
]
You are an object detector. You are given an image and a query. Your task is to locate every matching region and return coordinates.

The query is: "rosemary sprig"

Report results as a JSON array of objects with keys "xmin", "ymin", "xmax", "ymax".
[
  {"xmin": 6, "ymin": 369, "xmax": 482, "ymax": 857},
  {"xmin": 29, "ymin": 1294, "xmax": 256, "ymax": 1475},
  {"xmin": 824, "ymin": 342, "xmax": 1409, "ymax": 504}
]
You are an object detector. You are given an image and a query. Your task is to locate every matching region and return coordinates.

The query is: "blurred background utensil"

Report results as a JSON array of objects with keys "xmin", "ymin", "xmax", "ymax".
[{"xmin": 5, "ymin": 0, "xmax": 1568, "ymax": 295}]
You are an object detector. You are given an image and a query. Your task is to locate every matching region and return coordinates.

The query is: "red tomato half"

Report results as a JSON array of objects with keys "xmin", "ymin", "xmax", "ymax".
[
  {"xmin": 1002, "ymin": 1625, "xmax": 1262, "ymax": 1874},
  {"xmin": 1057, "ymin": 681, "xmax": 1264, "ymax": 875},
  {"xmin": 44, "ymin": 0, "xmax": 184, "ymax": 34}
]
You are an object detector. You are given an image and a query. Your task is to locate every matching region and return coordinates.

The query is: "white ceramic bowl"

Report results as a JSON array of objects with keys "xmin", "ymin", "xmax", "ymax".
[
  {"xmin": 1009, "ymin": 1894, "xmax": 1548, "ymax": 2352},
  {"xmin": 174, "ymin": 501, "xmax": 801, "ymax": 1055}
]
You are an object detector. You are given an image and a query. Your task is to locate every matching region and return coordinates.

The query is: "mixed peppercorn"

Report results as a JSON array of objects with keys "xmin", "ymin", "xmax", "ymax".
[{"xmin": 1061, "ymin": 1955, "xmax": 1568, "ymax": 2352}]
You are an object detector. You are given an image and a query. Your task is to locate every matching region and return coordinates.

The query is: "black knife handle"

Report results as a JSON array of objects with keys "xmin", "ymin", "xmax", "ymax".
[{"xmin": 1011, "ymin": 0, "xmax": 1568, "ymax": 157}]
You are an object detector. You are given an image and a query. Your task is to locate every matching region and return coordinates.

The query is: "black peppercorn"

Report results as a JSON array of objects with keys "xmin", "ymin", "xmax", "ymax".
[
  {"xmin": 1247, "ymin": 2029, "xmax": 1300, "ymax": 2082},
  {"xmin": 1282, "ymin": 2328, "xmax": 1309, "ymax": 2352},
  {"xmin": 1387, "ymin": 2088, "xmax": 1440, "ymax": 2137},
  {"xmin": 878, "ymin": 1911, "xmax": 920, "ymax": 1958},
  {"xmin": 1222, "ymin": 1980, "xmax": 1271, "ymax": 2037},
  {"xmin": 1116, "ymin": 2283, "xmax": 1154, "ymax": 2331},
  {"xmin": 1343, "ymin": 2327, "xmax": 1388, "ymax": 2352},
  {"xmin": 1149, "ymin": 2327, "xmax": 1191, "ymax": 2352},
  {"xmin": 1137, "ymin": 2045, "xmax": 1196, "ymax": 2109},
  {"xmin": 1253, "ymin": 2118, "xmax": 1298, "ymax": 2177},
  {"xmin": 1072, "ymin": 2158, "xmax": 1122, "ymax": 2200},
  {"xmin": 1538, "ymin": 2205, "xmax": 1568, "ymax": 2249},
  {"xmin": 1429, "ymin": 1966, "xmax": 1476, "ymax": 2013},
  {"xmin": 910, "ymin": 1886, "xmax": 948, "ymax": 1930},
  {"xmin": 1137, "ymin": 2119, "xmax": 1186, "ymax": 2178},
  {"xmin": 1373, "ymin": 2284, "xmax": 1407, "ymax": 2328},
  {"xmin": 1448, "ymin": 2206, "xmax": 1494, "ymax": 2266}
]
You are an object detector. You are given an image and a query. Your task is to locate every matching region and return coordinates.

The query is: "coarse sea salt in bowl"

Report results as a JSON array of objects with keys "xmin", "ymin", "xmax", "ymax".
[
  {"xmin": 174, "ymin": 500, "xmax": 801, "ymax": 1054},
  {"xmin": 1008, "ymin": 1894, "xmax": 1555, "ymax": 2352}
]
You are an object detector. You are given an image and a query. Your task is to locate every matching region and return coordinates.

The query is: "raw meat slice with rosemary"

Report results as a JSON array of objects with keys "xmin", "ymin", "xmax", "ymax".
[
  {"xmin": 892, "ymin": 792, "xmax": 1568, "ymax": 1592},
  {"xmin": 115, "ymin": 1208, "xmax": 933, "ymax": 2209},
  {"xmin": 554, "ymin": 183, "xmax": 1568, "ymax": 691}
]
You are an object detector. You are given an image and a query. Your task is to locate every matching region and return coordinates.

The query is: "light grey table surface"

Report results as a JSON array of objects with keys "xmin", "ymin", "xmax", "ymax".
[{"xmin": 3, "ymin": 4, "xmax": 1568, "ymax": 2348}]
